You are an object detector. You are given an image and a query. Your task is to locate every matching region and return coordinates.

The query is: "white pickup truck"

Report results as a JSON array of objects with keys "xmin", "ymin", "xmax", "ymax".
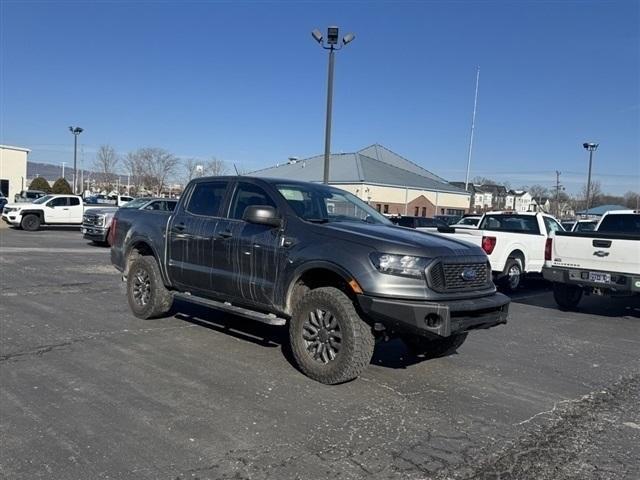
[
  {"xmin": 435, "ymin": 211, "xmax": 564, "ymax": 291},
  {"xmin": 1, "ymin": 194, "xmax": 115, "ymax": 231},
  {"xmin": 542, "ymin": 210, "xmax": 640, "ymax": 309}
]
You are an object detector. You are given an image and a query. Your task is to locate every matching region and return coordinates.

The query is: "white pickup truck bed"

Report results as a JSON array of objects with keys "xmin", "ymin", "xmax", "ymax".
[{"xmin": 542, "ymin": 211, "xmax": 640, "ymax": 309}]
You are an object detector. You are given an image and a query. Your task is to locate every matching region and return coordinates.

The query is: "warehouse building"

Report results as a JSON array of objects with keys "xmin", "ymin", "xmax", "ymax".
[
  {"xmin": 0, "ymin": 145, "xmax": 30, "ymax": 201},
  {"xmin": 252, "ymin": 144, "xmax": 470, "ymax": 217}
]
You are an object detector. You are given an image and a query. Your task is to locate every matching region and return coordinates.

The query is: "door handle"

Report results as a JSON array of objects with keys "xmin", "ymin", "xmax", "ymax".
[
  {"xmin": 172, "ymin": 223, "xmax": 186, "ymax": 233},
  {"xmin": 63, "ymin": 208, "xmax": 69, "ymax": 210},
  {"xmin": 219, "ymin": 230, "xmax": 233, "ymax": 239},
  {"xmin": 592, "ymin": 239, "xmax": 611, "ymax": 248}
]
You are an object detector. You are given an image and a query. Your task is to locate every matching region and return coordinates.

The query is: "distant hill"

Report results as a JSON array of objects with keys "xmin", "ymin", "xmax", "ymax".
[{"xmin": 27, "ymin": 161, "xmax": 100, "ymax": 183}]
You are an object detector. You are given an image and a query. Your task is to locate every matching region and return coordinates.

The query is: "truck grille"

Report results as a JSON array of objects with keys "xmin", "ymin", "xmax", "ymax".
[{"xmin": 428, "ymin": 261, "xmax": 490, "ymax": 292}]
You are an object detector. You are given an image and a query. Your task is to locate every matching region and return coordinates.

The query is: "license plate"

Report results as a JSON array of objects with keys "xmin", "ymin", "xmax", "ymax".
[{"xmin": 589, "ymin": 272, "xmax": 611, "ymax": 284}]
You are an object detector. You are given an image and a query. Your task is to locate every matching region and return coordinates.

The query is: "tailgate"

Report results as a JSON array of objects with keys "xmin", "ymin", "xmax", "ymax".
[{"xmin": 551, "ymin": 234, "xmax": 640, "ymax": 274}]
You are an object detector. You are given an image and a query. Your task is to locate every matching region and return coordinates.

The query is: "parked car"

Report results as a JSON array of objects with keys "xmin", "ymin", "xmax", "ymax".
[
  {"xmin": 435, "ymin": 211, "xmax": 565, "ymax": 291},
  {"xmin": 14, "ymin": 190, "xmax": 47, "ymax": 203},
  {"xmin": 435, "ymin": 214, "xmax": 462, "ymax": 226},
  {"xmin": 0, "ymin": 195, "xmax": 7, "ymax": 211},
  {"xmin": 390, "ymin": 215, "xmax": 449, "ymax": 230},
  {"xmin": 84, "ymin": 194, "xmax": 134, "ymax": 207},
  {"xmin": 543, "ymin": 210, "xmax": 640, "ymax": 309},
  {"xmin": 1, "ymin": 194, "xmax": 110, "ymax": 230},
  {"xmin": 560, "ymin": 219, "xmax": 598, "ymax": 232},
  {"xmin": 453, "ymin": 215, "xmax": 482, "ymax": 229},
  {"xmin": 83, "ymin": 197, "xmax": 177, "ymax": 245},
  {"xmin": 110, "ymin": 177, "xmax": 509, "ymax": 384}
]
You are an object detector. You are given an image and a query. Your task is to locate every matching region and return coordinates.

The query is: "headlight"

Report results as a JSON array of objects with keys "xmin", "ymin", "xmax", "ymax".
[
  {"xmin": 369, "ymin": 253, "xmax": 429, "ymax": 279},
  {"xmin": 96, "ymin": 216, "xmax": 104, "ymax": 226}
]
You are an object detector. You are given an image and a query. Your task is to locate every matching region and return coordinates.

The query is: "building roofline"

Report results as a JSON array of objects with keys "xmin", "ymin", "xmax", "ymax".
[{"xmin": 0, "ymin": 144, "xmax": 31, "ymax": 153}]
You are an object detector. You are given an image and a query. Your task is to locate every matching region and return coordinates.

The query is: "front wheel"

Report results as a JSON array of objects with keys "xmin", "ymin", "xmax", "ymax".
[
  {"xmin": 403, "ymin": 332, "xmax": 468, "ymax": 359},
  {"xmin": 553, "ymin": 283, "xmax": 583, "ymax": 310},
  {"xmin": 126, "ymin": 256, "xmax": 174, "ymax": 319},
  {"xmin": 20, "ymin": 214, "xmax": 41, "ymax": 231},
  {"xmin": 289, "ymin": 287, "xmax": 375, "ymax": 385}
]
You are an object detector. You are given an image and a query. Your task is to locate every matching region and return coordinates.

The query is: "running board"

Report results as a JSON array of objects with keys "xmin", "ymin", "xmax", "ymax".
[{"xmin": 173, "ymin": 292, "xmax": 287, "ymax": 326}]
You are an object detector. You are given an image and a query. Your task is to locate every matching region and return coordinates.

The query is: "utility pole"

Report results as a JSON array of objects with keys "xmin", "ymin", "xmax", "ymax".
[
  {"xmin": 69, "ymin": 126, "xmax": 84, "ymax": 194},
  {"xmin": 464, "ymin": 66, "xmax": 480, "ymax": 191},
  {"xmin": 582, "ymin": 142, "xmax": 598, "ymax": 211}
]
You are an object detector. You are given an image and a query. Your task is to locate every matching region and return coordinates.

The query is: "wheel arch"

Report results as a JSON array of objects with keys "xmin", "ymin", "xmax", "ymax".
[
  {"xmin": 284, "ymin": 261, "xmax": 361, "ymax": 316},
  {"xmin": 124, "ymin": 238, "xmax": 167, "ymax": 282}
]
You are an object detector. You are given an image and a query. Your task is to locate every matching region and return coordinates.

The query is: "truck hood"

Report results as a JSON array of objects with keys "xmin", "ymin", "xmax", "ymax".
[
  {"xmin": 315, "ymin": 221, "xmax": 486, "ymax": 258},
  {"xmin": 3, "ymin": 202, "xmax": 36, "ymax": 209},
  {"xmin": 84, "ymin": 207, "xmax": 118, "ymax": 215}
]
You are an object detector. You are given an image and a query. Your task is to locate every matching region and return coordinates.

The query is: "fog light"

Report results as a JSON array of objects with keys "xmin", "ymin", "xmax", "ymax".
[{"xmin": 425, "ymin": 314, "xmax": 442, "ymax": 328}]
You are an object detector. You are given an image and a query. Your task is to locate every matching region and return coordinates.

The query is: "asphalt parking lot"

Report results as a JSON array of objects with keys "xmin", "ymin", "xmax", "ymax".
[{"xmin": 1, "ymin": 226, "xmax": 638, "ymax": 480}]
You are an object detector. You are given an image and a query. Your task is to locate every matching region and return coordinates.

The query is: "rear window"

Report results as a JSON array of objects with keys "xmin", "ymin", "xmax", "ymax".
[
  {"xmin": 480, "ymin": 214, "xmax": 540, "ymax": 234},
  {"xmin": 597, "ymin": 214, "xmax": 640, "ymax": 234},
  {"xmin": 575, "ymin": 221, "xmax": 596, "ymax": 232},
  {"xmin": 186, "ymin": 181, "xmax": 228, "ymax": 217}
]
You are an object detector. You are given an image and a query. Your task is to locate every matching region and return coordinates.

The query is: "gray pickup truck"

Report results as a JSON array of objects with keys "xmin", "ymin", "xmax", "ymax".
[{"xmin": 111, "ymin": 177, "xmax": 509, "ymax": 384}]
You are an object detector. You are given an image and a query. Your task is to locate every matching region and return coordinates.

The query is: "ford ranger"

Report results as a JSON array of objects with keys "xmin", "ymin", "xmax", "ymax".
[{"xmin": 110, "ymin": 177, "xmax": 509, "ymax": 384}]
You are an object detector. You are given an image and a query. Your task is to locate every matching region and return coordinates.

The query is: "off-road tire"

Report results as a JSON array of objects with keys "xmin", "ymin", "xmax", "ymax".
[
  {"xmin": 21, "ymin": 214, "xmax": 41, "ymax": 231},
  {"xmin": 126, "ymin": 256, "xmax": 173, "ymax": 319},
  {"xmin": 404, "ymin": 332, "xmax": 468, "ymax": 359},
  {"xmin": 289, "ymin": 287, "xmax": 375, "ymax": 385},
  {"xmin": 500, "ymin": 257, "xmax": 523, "ymax": 292},
  {"xmin": 553, "ymin": 282, "xmax": 583, "ymax": 310}
]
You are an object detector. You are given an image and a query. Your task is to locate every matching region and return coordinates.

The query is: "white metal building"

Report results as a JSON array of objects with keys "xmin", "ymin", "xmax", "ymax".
[{"xmin": 0, "ymin": 145, "xmax": 30, "ymax": 201}]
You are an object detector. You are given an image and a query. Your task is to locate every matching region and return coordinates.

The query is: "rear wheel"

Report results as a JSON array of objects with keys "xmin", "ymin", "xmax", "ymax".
[
  {"xmin": 403, "ymin": 332, "xmax": 468, "ymax": 359},
  {"xmin": 553, "ymin": 283, "xmax": 583, "ymax": 310},
  {"xmin": 501, "ymin": 257, "xmax": 523, "ymax": 292},
  {"xmin": 20, "ymin": 214, "xmax": 41, "ymax": 231},
  {"xmin": 126, "ymin": 256, "xmax": 173, "ymax": 319},
  {"xmin": 289, "ymin": 287, "xmax": 375, "ymax": 385}
]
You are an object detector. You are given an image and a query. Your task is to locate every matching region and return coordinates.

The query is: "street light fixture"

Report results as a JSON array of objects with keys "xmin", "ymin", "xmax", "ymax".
[
  {"xmin": 311, "ymin": 26, "xmax": 356, "ymax": 184},
  {"xmin": 582, "ymin": 142, "xmax": 598, "ymax": 211},
  {"xmin": 69, "ymin": 126, "xmax": 84, "ymax": 194}
]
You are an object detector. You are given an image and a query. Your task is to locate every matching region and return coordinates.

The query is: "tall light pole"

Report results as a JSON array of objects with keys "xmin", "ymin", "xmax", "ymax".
[
  {"xmin": 61, "ymin": 162, "xmax": 66, "ymax": 180},
  {"xmin": 69, "ymin": 126, "xmax": 84, "ymax": 194},
  {"xmin": 311, "ymin": 26, "xmax": 355, "ymax": 184},
  {"xmin": 582, "ymin": 142, "xmax": 598, "ymax": 211}
]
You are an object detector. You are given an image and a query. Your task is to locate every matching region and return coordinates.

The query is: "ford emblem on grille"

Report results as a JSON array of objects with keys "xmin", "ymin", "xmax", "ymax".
[{"xmin": 461, "ymin": 268, "xmax": 477, "ymax": 281}]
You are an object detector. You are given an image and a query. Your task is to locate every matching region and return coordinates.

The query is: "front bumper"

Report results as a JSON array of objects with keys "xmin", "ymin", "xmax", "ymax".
[
  {"xmin": 357, "ymin": 292, "xmax": 509, "ymax": 339},
  {"xmin": 2, "ymin": 213, "xmax": 21, "ymax": 225},
  {"xmin": 543, "ymin": 266, "xmax": 640, "ymax": 294},
  {"xmin": 82, "ymin": 226, "xmax": 108, "ymax": 242}
]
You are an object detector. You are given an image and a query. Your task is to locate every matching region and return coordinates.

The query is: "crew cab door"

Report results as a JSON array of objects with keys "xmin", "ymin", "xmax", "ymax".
[
  {"xmin": 67, "ymin": 197, "xmax": 83, "ymax": 223},
  {"xmin": 44, "ymin": 196, "xmax": 71, "ymax": 223},
  {"xmin": 167, "ymin": 179, "xmax": 230, "ymax": 294},
  {"xmin": 212, "ymin": 181, "xmax": 283, "ymax": 307}
]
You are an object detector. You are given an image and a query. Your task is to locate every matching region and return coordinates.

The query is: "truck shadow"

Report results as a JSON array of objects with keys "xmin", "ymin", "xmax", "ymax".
[{"xmin": 172, "ymin": 299, "xmax": 438, "ymax": 371}]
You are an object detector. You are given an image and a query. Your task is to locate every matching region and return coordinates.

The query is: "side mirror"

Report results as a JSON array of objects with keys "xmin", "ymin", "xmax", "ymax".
[{"xmin": 243, "ymin": 205, "xmax": 281, "ymax": 227}]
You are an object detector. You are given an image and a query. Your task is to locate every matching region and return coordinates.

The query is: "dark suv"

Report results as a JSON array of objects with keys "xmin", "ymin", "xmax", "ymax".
[{"xmin": 111, "ymin": 177, "xmax": 509, "ymax": 384}]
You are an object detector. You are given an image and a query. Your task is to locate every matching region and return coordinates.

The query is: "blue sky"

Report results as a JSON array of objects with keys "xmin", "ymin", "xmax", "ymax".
[{"xmin": 2, "ymin": 0, "xmax": 638, "ymax": 194}]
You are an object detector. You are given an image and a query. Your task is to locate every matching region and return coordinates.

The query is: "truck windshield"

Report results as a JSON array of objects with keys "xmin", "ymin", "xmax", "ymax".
[
  {"xmin": 275, "ymin": 184, "xmax": 391, "ymax": 225},
  {"xmin": 479, "ymin": 214, "xmax": 540, "ymax": 234},
  {"xmin": 121, "ymin": 198, "xmax": 149, "ymax": 209},
  {"xmin": 598, "ymin": 214, "xmax": 640, "ymax": 234},
  {"xmin": 32, "ymin": 195, "xmax": 53, "ymax": 204}
]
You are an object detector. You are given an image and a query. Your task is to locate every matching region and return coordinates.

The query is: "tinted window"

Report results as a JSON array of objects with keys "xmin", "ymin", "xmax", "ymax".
[
  {"xmin": 597, "ymin": 214, "xmax": 640, "ymax": 234},
  {"xmin": 397, "ymin": 217, "xmax": 416, "ymax": 228},
  {"xmin": 543, "ymin": 216, "xmax": 563, "ymax": 234},
  {"xmin": 229, "ymin": 183, "xmax": 276, "ymax": 220},
  {"xmin": 166, "ymin": 201, "xmax": 177, "ymax": 212},
  {"xmin": 186, "ymin": 181, "xmax": 228, "ymax": 217},
  {"xmin": 575, "ymin": 221, "xmax": 596, "ymax": 232},
  {"xmin": 69, "ymin": 197, "xmax": 80, "ymax": 206},
  {"xmin": 458, "ymin": 217, "xmax": 479, "ymax": 226},
  {"xmin": 144, "ymin": 201, "xmax": 163, "ymax": 211},
  {"xmin": 48, "ymin": 197, "xmax": 68, "ymax": 207},
  {"xmin": 480, "ymin": 214, "xmax": 540, "ymax": 234}
]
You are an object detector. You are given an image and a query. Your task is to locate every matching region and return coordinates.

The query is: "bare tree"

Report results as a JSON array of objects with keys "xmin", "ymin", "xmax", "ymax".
[
  {"xmin": 624, "ymin": 191, "xmax": 640, "ymax": 209},
  {"xmin": 580, "ymin": 181, "xmax": 603, "ymax": 209},
  {"xmin": 205, "ymin": 157, "xmax": 227, "ymax": 176},
  {"xmin": 472, "ymin": 176, "xmax": 498, "ymax": 185},
  {"xmin": 181, "ymin": 158, "xmax": 200, "ymax": 185},
  {"xmin": 528, "ymin": 184, "xmax": 549, "ymax": 205},
  {"xmin": 122, "ymin": 151, "xmax": 145, "ymax": 195},
  {"xmin": 137, "ymin": 148, "xmax": 179, "ymax": 195},
  {"xmin": 94, "ymin": 145, "xmax": 119, "ymax": 189}
]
